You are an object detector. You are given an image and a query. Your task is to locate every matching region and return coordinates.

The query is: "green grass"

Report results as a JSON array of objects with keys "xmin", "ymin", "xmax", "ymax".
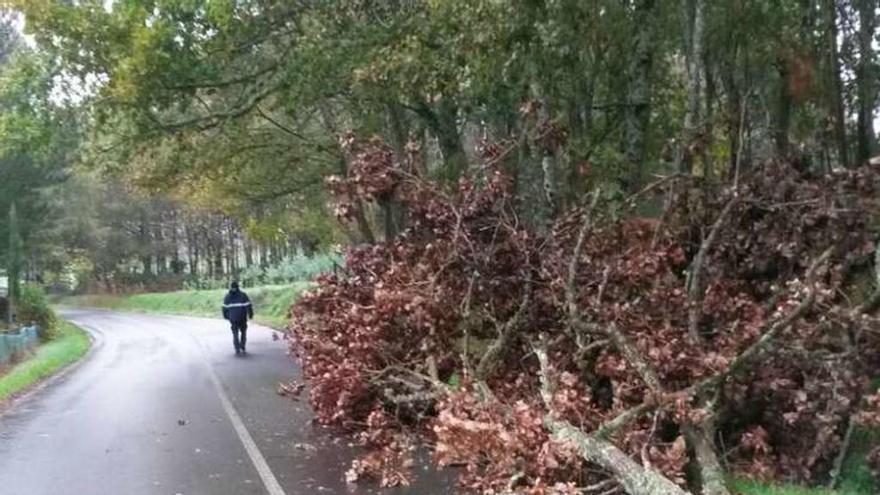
[
  {"xmin": 59, "ymin": 283, "xmax": 312, "ymax": 329},
  {"xmin": 732, "ymin": 479, "xmax": 840, "ymax": 495},
  {"xmin": 732, "ymin": 423, "xmax": 878, "ymax": 495},
  {"xmin": 0, "ymin": 321, "xmax": 91, "ymax": 402}
]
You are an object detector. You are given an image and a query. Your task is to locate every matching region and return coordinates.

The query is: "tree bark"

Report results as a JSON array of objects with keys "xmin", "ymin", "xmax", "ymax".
[
  {"xmin": 704, "ymin": 63, "xmax": 716, "ymax": 180},
  {"xmin": 678, "ymin": 0, "xmax": 706, "ymax": 176},
  {"xmin": 721, "ymin": 60, "xmax": 742, "ymax": 181},
  {"xmin": 434, "ymin": 98, "xmax": 468, "ymax": 182},
  {"xmin": 535, "ymin": 344, "xmax": 691, "ymax": 495},
  {"xmin": 321, "ymin": 103, "xmax": 377, "ymax": 245},
  {"xmin": 684, "ymin": 418, "xmax": 730, "ymax": 495},
  {"xmin": 412, "ymin": 96, "xmax": 468, "ymax": 182},
  {"xmin": 827, "ymin": 0, "xmax": 849, "ymax": 168},
  {"xmin": 625, "ymin": 0, "xmax": 658, "ymax": 191},
  {"xmin": 548, "ymin": 419, "xmax": 692, "ymax": 495},
  {"xmin": 774, "ymin": 57, "xmax": 792, "ymax": 157},
  {"xmin": 139, "ymin": 217, "xmax": 153, "ymax": 276},
  {"xmin": 244, "ymin": 238, "xmax": 254, "ymax": 269},
  {"xmin": 855, "ymin": 0, "xmax": 877, "ymax": 164}
]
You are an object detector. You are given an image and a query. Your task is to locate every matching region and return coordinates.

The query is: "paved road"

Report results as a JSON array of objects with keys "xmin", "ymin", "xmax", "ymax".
[{"xmin": 0, "ymin": 310, "xmax": 451, "ymax": 495}]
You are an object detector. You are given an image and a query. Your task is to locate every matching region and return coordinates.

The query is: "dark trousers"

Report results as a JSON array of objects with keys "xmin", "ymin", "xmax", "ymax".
[{"xmin": 231, "ymin": 320, "xmax": 248, "ymax": 351}]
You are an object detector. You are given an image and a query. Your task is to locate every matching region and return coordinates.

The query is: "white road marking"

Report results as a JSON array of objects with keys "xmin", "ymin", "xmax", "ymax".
[{"xmin": 203, "ymin": 354, "xmax": 286, "ymax": 495}]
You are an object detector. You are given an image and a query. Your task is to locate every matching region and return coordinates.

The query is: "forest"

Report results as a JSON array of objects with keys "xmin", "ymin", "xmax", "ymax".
[{"xmin": 1, "ymin": 0, "xmax": 879, "ymax": 494}]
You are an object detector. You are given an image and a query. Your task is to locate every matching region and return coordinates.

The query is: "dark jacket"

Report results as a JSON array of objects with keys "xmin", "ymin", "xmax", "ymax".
[{"xmin": 222, "ymin": 289, "xmax": 253, "ymax": 323}]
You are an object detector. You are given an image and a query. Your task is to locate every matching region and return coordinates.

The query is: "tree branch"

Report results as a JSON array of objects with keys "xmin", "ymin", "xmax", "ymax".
[
  {"xmin": 533, "ymin": 340, "xmax": 691, "ymax": 495},
  {"xmin": 594, "ymin": 248, "xmax": 833, "ymax": 437},
  {"xmin": 475, "ymin": 276, "xmax": 532, "ymax": 380},
  {"xmin": 687, "ymin": 197, "xmax": 737, "ymax": 343}
]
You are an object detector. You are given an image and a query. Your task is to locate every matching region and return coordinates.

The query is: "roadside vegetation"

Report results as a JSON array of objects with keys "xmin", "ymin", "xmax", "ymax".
[
  {"xmin": 61, "ymin": 284, "xmax": 312, "ymax": 329},
  {"xmin": 17, "ymin": 284, "xmax": 59, "ymax": 341},
  {"xmin": 1, "ymin": 285, "xmax": 90, "ymax": 402},
  {"xmin": 0, "ymin": 320, "xmax": 90, "ymax": 402}
]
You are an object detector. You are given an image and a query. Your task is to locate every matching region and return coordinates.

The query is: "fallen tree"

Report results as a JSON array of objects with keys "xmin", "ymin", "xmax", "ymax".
[{"xmin": 289, "ymin": 138, "xmax": 880, "ymax": 494}]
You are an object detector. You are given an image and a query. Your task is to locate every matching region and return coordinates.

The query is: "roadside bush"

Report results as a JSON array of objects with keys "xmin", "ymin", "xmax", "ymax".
[
  {"xmin": 17, "ymin": 284, "xmax": 59, "ymax": 341},
  {"xmin": 237, "ymin": 252, "xmax": 341, "ymax": 287},
  {"xmin": 182, "ymin": 277, "xmax": 230, "ymax": 291},
  {"xmin": 263, "ymin": 253, "xmax": 340, "ymax": 285},
  {"xmin": 179, "ymin": 253, "xmax": 339, "ymax": 291}
]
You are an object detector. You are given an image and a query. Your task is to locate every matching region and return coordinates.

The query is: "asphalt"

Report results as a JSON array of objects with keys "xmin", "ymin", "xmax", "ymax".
[{"xmin": 0, "ymin": 309, "xmax": 453, "ymax": 495}]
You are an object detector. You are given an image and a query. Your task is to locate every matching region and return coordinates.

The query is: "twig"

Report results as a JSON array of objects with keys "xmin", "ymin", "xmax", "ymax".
[
  {"xmin": 595, "ymin": 402, "xmax": 658, "ymax": 440},
  {"xmin": 566, "ymin": 190, "xmax": 602, "ymax": 318},
  {"xmin": 640, "ymin": 411, "xmax": 660, "ymax": 469},
  {"xmin": 624, "ymin": 173, "xmax": 686, "ymax": 207},
  {"xmin": 459, "ymin": 271, "xmax": 478, "ymax": 379},
  {"xmin": 475, "ymin": 275, "xmax": 532, "ymax": 380},
  {"xmin": 828, "ymin": 415, "xmax": 855, "ymax": 489},
  {"xmin": 687, "ymin": 197, "xmax": 738, "ymax": 343},
  {"xmin": 606, "ymin": 322, "xmax": 663, "ymax": 393},
  {"xmin": 565, "ymin": 189, "xmax": 604, "ymax": 354}
]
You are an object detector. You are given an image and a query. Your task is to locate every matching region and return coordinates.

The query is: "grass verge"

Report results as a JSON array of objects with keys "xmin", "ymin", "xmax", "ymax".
[
  {"xmin": 732, "ymin": 422, "xmax": 877, "ymax": 495},
  {"xmin": 731, "ymin": 479, "xmax": 840, "ymax": 495},
  {"xmin": 59, "ymin": 283, "xmax": 312, "ymax": 329},
  {"xmin": 0, "ymin": 321, "xmax": 91, "ymax": 402}
]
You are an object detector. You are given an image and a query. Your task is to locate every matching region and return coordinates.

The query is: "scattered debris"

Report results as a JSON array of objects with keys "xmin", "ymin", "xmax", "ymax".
[{"xmin": 277, "ymin": 381, "xmax": 305, "ymax": 399}]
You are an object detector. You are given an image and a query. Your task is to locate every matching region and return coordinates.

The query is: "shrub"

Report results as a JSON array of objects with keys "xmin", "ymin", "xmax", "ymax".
[
  {"xmin": 17, "ymin": 284, "xmax": 59, "ymax": 341},
  {"xmin": 264, "ymin": 253, "xmax": 340, "ymax": 284}
]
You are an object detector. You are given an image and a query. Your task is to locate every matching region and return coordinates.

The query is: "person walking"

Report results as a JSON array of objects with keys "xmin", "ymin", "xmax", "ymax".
[{"xmin": 222, "ymin": 281, "xmax": 253, "ymax": 355}]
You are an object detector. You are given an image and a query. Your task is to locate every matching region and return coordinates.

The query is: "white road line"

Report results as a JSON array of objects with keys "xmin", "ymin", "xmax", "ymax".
[{"xmin": 204, "ymin": 356, "xmax": 287, "ymax": 495}]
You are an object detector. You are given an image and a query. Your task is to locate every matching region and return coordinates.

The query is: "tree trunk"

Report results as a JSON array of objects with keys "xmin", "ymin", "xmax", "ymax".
[
  {"xmin": 721, "ymin": 58, "xmax": 742, "ymax": 181},
  {"xmin": 170, "ymin": 211, "xmax": 182, "ymax": 275},
  {"xmin": 7, "ymin": 203, "xmax": 20, "ymax": 324},
  {"xmin": 155, "ymin": 221, "xmax": 166, "ymax": 275},
  {"xmin": 191, "ymin": 241, "xmax": 199, "ymax": 277},
  {"xmin": 257, "ymin": 243, "xmax": 267, "ymax": 269},
  {"xmin": 704, "ymin": 63, "xmax": 716, "ymax": 180},
  {"xmin": 214, "ymin": 250, "xmax": 224, "ymax": 279},
  {"xmin": 774, "ymin": 58, "xmax": 792, "ymax": 157},
  {"xmin": 625, "ymin": 0, "xmax": 658, "ymax": 191},
  {"xmin": 547, "ymin": 419, "xmax": 691, "ymax": 495},
  {"xmin": 433, "ymin": 98, "xmax": 468, "ymax": 182},
  {"xmin": 381, "ymin": 101, "xmax": 408, "ymax": 240},
  {"xmin": 206, "ymin": 242, "xmax": 215, "ymax": 279},
  {"xmin": 321, "ymin": 103, "xmax": 377, "ymax": 245},
  {"xmin": 227, "ymin": 220, "xmax": 238, "ymax": 277},
  {"xmin": 827, "ymin": 0, "xmax": 849, "ymax": 168},
  {"xmin": 684, "ymin": 419, "xmax": 731, "ymax": 495},
  {"xmin": 244, "ymin": 239, "xmax": 254, "ymax": 269},
  {"xmin": 678, "ymin": 0, "xmax": 706, "ymax": 176},
  {"xmin": 139, "ymin": 218, "xmax": 153, "ymax": 276},
  {"xmin": 855, "ymin": 0, "xmax": 877, "ymax": 164}
]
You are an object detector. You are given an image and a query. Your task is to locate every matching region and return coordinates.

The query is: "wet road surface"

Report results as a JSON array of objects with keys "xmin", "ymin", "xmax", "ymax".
[{"xmin": 0, "ymin": 309, "xmax": 452, "ymax": 495}]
